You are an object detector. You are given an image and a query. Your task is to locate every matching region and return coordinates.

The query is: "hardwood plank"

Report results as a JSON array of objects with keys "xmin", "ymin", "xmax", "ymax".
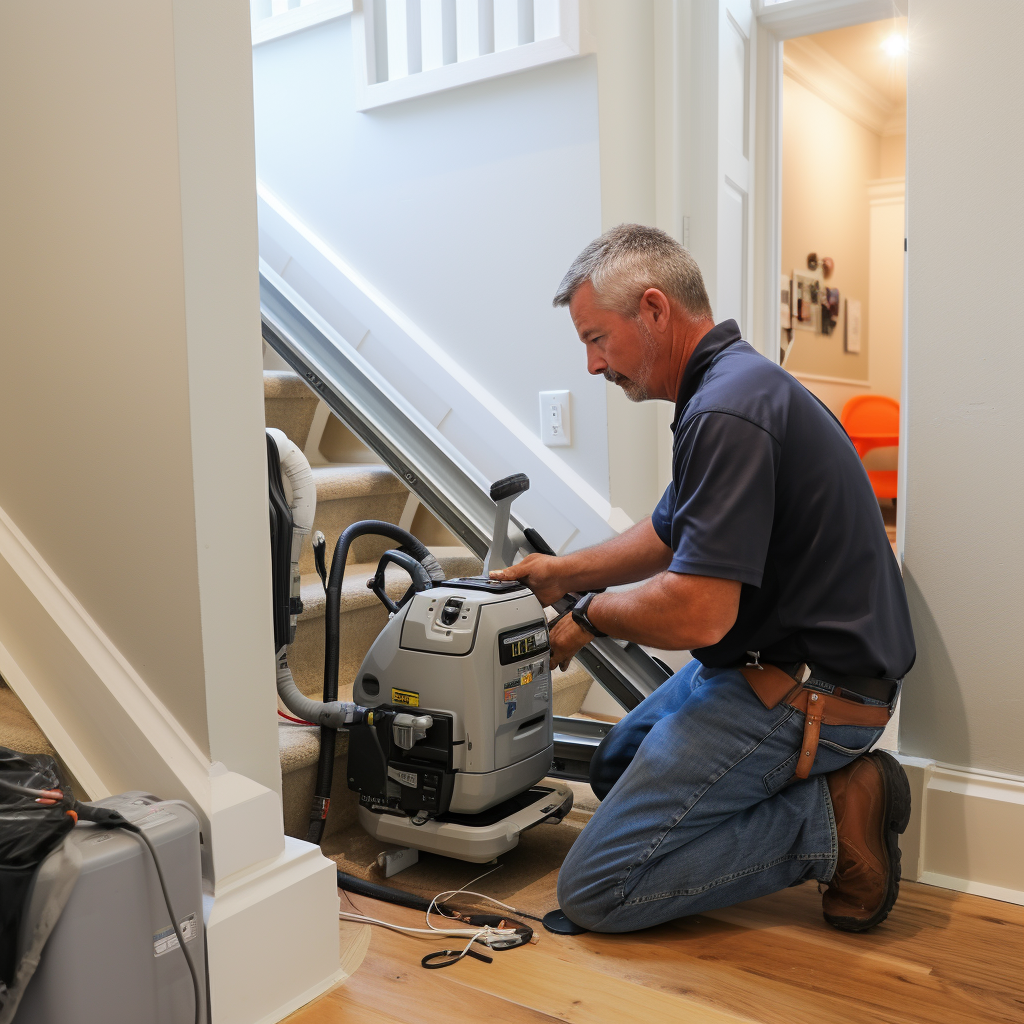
[
  {"xmin": 285, "ymin": 881, "xmax": 1023, "ymax": 1024},
  {"xmin": 445, "ymin": 934, "xmax": 752, "ymax": 1024}
]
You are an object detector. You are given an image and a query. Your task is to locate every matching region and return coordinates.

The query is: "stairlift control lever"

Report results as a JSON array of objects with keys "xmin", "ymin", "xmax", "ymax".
[{"xmin": 482, "ymin": 474, "xmax": 529, "ymax": 575}]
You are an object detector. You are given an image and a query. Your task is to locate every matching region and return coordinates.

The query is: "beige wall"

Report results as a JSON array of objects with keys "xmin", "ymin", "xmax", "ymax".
[
  {"xmin": 902, "ymin": 0, "xmax": 1024, "ymax": 776},
  {"xmin": 867, "ymin": 185, "xmax": 905, "ymax": 401},
  {"xmin": 881, "ymin": 133, "xmax": 907, "ymax": 177},
  {"xmin": 782, "ymin": 75, "xmax": 880, "ymax": 383},
  {"xmin": 0, "ymin": 2, "xmax": 281, "ymax": 794}
]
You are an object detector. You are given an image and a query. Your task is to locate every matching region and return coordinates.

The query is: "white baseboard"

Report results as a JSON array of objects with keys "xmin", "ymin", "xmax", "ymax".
[
  {"xmin": 206, "ymin": 837, "xmax": 361, "ymax": 1024},
  {"xmin": 896, "ymin": 755, "xmax": 1024, "ymax": 906},
  {"xmin": 256, "ymin": 182, "xmax": 630, "ymax": 556}
]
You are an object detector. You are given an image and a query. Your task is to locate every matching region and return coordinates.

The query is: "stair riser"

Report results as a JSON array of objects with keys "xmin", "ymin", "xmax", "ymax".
[
  {"xmin": 265, "ymin": 396, "xmax": 319, "ymax": 451},
  {"xmin": 288, "ymin": 605, "xmax": 391, "ymax": 700},
  {"xmin": 299, "ymin": 492, "xmax": 410, "ymax": 577},
  {"xmin": 281, "ymin": 735, "xmax": 360, "ymax": 843}
]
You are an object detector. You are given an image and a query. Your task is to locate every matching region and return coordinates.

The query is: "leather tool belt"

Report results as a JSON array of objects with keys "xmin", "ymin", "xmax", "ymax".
[{"xmin": 739, "ymin": 663, "xmax": 895, "ymax": 780}]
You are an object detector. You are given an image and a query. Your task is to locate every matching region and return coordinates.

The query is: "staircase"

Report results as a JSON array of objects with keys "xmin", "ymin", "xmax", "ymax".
[{"xmin": 264, "ymin": 370, "xmax": 596, "ymax": 848}]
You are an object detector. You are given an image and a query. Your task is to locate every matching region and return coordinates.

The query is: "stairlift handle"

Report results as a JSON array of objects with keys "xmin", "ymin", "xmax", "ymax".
[
  {"xmin": 483, "ymin": 474, "xmax": 530, "ymax": 575},
  {"xmin": 369, "ymin": 549, "xmax": 434, "ymax": 615}
]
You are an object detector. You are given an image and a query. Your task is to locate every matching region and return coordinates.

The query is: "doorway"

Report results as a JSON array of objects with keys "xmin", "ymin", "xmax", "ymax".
[{"xmin": 775, "ymin": 14, "xmax": 907, "ymax": 546}]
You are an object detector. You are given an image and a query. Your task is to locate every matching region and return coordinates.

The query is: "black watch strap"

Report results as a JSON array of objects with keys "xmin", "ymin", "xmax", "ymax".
[{"xmin": 571, "ymin": 592, "xmax": 608, "ymax": 639}]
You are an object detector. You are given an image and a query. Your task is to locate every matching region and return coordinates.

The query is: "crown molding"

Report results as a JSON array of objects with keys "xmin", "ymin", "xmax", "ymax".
[{"xmin": 784, "ymin": 35, "xmax": 904, "ymax": 138}]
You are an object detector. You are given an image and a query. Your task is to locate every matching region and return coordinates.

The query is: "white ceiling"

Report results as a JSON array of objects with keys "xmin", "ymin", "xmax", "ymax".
[{"xmin": 807, "ymin": 17, "xmax": 908, "ymax": 108}]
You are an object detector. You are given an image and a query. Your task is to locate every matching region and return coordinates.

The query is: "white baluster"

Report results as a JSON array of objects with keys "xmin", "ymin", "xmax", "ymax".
[
  {"xmin": 494, "ymin": 0, "xmax": 533, "ymax": 50},
  {"xmin": 386, "ymin": 0, "xmax": 422, "ymax": 79},
  {"xmin": 532, "ymin": 0, "xmax": 558, "ymax": 41},
  {"xmin": 456, "ymin": 0, "xmax": 494, "ymax": 61},
  {"xmin": 421, "ymin": 0, "xmax": 457, "ymax": 70},
  {"xmin": 250, "ymin": 0, "xmax": 273, "ymax": 24}
]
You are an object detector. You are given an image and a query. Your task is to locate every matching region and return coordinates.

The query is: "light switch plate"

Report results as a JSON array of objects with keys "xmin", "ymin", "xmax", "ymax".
[{"xmin": 540, "ymin": 390, "xmax": 571, "ymax": 446}]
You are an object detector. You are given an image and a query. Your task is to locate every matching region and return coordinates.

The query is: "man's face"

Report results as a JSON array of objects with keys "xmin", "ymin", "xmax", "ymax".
[{"xmin": 569, "ymin": 281, "xmax": 660, "ymax": 402}]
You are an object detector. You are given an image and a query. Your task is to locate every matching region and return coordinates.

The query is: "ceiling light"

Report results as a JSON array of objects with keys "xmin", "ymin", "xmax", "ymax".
[{"xmin": 882, "ymin": 33, "xmax": 907, "ymax": 57}]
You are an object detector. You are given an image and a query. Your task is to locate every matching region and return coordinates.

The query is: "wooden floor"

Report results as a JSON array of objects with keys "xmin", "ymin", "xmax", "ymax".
[{"xmin": 287, "ymin": 880, "xmax": 1022, "ymax": 1024}]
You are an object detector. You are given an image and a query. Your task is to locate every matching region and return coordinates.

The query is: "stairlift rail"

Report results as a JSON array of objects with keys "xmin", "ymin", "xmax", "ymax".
[{"xmin": 259, "ymin": 266, "xmax": 671, "ymax": 714}]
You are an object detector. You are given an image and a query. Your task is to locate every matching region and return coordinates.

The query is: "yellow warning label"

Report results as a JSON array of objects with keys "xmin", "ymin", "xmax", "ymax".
[
  {"xmin": 391, "ymin": 688, "xmax": 420, "ymax": 707},
  {"xmin": 520, "ymin": 669, "xmax": 534, "ymax": 686}
]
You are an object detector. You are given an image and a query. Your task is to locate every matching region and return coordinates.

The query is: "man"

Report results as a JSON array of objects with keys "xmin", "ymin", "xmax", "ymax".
[{"xmin": 490, "ymin": 225, "xmax": 915, "ymax": 934}]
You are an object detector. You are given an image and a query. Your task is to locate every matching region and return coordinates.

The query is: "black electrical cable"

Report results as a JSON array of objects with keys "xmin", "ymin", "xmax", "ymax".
[
  {"xmin": 124, "ymin": 826, "xmax": 202, "ymax": 1024},
  {"xmin": 307, "ymin": 520, "xmax": 439, "ymax": 846}
]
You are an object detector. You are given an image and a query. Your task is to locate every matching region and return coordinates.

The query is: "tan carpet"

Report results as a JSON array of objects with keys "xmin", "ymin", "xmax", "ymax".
[{"xmin": 0, "ymin": 680, "xmax": 86, "ymax": 797}]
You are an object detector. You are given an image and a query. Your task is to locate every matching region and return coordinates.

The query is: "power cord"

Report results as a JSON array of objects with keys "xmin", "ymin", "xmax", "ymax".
[{"xmin": 337, "ymin": 863, "xmax": 535, "ymax": 970}]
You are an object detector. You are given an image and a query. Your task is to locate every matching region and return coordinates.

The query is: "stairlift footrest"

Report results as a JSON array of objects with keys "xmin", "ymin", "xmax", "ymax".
[{"xmin": 357, "ymin": 781, "xmax": 574, "ymax": 864}]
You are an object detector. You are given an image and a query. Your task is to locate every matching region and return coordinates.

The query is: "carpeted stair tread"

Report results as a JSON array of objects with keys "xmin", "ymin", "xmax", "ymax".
[
  {"xmin": 0, "ymin": 684, "xmax": 59, "ymax": 758},
  {"xmin": 310, "ymin": 464, "xmax": 407, "ymax": 502},
  {"xmin": 0, "ymin": 683, "xmax": 86, "ymax": 797},
  {"xmin": 299, "ymin": 466, "xmax": 412, "ymax": 575},
  {"xmin": 295, "ymin": 549, "xmax": 484, "ymax": 623},
  {"xmin": 263, "ymin": 370, "xmax": 314, "ymax": 400},
  {"xmin": 264, "ymin": 370, "xmax": 320, "ymax": 449}
]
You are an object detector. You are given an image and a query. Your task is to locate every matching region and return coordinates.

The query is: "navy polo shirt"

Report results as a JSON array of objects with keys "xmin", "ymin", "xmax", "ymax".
[{"xmin": 651, "ymin": 320, "xmax": 915, "ymax": 679}]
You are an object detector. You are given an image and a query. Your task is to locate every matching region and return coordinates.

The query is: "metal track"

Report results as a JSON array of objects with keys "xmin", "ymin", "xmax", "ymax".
[{"xmin": 260, "ymin": 268, "xmax": 671, "ymax": 738}]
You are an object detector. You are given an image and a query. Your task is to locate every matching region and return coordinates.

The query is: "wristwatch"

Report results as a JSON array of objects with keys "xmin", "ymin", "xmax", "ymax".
[{"xmin": 571, "ymin": 592, "xmax": 608, "ymax": 639}]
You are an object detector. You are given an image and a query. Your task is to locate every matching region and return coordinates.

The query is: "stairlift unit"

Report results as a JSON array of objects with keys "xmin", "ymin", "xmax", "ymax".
[{"xmin": 267, "ymin": 432, "xmax": 573, "ymax": 864}]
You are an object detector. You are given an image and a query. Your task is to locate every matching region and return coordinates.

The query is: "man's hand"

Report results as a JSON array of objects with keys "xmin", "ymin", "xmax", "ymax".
[
  {"xmin": 489, "ymin": 553, "xmax": 572, "ymax": 607},
  {"xmin": 548, "ymin": 613, "xmax": 594, "ymax": 671}
]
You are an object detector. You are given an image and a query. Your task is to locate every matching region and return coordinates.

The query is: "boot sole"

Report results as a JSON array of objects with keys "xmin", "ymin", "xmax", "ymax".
[{"xmin": 825, "ymin": 750, "xmax": 912, "ymax": 932}]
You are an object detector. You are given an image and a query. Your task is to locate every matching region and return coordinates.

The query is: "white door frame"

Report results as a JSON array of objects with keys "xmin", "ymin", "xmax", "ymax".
[{"xmin": 750, "ymin": 0, "xmax": 907, "ymax": 361}]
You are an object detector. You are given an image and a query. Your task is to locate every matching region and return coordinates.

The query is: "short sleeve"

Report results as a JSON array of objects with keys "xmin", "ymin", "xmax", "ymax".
[
  {"xmin": 664, "ymin": 412, "xmax": 778, "ymax": 586},
  {"xmin": 651, "ymin": 481, "xmax": 675, "ymax": 547}
]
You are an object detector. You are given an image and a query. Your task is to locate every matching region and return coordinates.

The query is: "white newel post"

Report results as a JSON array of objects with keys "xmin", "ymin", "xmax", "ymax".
[{"xmin": 0, "ymin": 2, "xmax": 349, "ymax": 1022}]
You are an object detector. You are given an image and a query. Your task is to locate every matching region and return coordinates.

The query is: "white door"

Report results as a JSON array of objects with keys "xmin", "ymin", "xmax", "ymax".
[{"xmin": 687, "ymin": 0, "xmax": 756, "ymax": 337}]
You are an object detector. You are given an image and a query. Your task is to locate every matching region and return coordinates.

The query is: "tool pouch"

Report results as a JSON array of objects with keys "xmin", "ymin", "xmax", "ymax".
[{"xmin": 739, "ymin": 665, "xmax": 892, "ymax": 780}]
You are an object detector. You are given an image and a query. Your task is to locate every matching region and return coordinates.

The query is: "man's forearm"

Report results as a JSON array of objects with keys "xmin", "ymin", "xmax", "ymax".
[
  {"xmin": 558, "ymin": 519, "xmax": 672, "ymax": 594},
  {"xmin": 584, "ymin": 571, "xmax": 741, "ymax": 651}
]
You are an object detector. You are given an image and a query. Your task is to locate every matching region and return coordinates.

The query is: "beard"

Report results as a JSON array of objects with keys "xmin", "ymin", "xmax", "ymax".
[{"xmin": 603, "ymin": 317, "xmax": 659, "ymax": 402}]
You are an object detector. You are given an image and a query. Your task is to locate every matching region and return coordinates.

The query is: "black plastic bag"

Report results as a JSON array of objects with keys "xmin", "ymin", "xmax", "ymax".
[{"xmin": 0, "ymin": 747, "xmax": 76, "ymax": 987}]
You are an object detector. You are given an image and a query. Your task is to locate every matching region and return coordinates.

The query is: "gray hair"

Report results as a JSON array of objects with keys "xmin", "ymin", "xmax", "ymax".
[{"xmin": 553, "ymin": 224, "xmax": 713, "ymax": 320}]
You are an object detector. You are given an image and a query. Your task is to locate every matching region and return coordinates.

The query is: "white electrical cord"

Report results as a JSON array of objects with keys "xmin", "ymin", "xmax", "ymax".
[{"xmin": 337, "ymin": 865, "xmax": 532, "ymax": 967}]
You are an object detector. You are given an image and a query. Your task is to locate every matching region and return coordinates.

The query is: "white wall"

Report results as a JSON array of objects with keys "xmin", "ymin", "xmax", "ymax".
[
  {"xmin": 252, "ymin": 18, "xmax": 611, "ymax": 499},
  {"xmin": 901, "ymin": 0, "xmax": 1024, "ymax": 776}
]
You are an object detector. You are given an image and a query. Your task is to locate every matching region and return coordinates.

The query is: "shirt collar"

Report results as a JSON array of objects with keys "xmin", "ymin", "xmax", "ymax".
[{"xmin": 670, "ymin": 319, "xmax": 744, "ymax": 430}]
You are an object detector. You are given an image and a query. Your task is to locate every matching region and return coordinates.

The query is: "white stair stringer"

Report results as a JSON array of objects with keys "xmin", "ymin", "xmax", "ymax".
[{"xmin": 257, "ymin": 182, "xmax": 636, "ymax": 557}]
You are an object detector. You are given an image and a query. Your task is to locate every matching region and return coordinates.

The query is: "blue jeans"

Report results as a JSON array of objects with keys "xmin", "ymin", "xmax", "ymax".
[{"xmin": 557, "ymin": 661, "xmax": 885, "ymax": 932}]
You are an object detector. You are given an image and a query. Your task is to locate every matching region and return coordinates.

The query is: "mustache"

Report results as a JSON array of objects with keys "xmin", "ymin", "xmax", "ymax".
[{"xmin": 603, "ymin": 368, "xmax": 632, "ymax": 385}]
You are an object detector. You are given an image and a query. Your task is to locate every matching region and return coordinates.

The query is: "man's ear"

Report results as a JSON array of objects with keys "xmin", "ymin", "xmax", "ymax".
[{"xmin": 641, "ymin": 288, "xmax": 672, "ymax": 328}]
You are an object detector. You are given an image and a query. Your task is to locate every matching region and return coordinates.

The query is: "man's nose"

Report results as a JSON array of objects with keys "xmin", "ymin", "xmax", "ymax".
[{"xmin": 586, "ymin": 348, "xmax": 607, "ymax": 376}]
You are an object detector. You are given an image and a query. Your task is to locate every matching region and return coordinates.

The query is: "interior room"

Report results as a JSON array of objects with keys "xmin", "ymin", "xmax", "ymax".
[
  {"xmin": 781, "ymin": 16, "xmax": 907, "ymax": 545},
  {"xmin": 0, "ymin": 2, "xmax": 1021, "ymax": 1023}
]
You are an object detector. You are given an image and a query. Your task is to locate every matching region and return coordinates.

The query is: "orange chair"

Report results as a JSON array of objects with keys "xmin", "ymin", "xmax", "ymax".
[{"xmin": 841, "ymin": 394, "xmax": 899, "ymax": 500}]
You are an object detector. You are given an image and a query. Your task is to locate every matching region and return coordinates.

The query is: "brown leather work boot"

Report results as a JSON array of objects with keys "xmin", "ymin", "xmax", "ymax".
[{"xmin": 822, "ymin": 750, "xmax": 911, "ymax": 931}]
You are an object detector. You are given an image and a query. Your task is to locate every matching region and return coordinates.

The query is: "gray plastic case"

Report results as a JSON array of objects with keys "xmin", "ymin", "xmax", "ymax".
[{"xmin": 17, "ymin": 792, "xmax": 207, "ymax": 1024}]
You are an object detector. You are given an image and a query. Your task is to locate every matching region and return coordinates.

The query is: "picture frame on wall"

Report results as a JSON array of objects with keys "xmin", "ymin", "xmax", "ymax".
[
  {"xmin": 845, "ymin": 298, "xmax": 862, "ymax": 353},
  {"xmin": 792, "ymin": 271, "xmax": 820, "ymax": 332}
]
